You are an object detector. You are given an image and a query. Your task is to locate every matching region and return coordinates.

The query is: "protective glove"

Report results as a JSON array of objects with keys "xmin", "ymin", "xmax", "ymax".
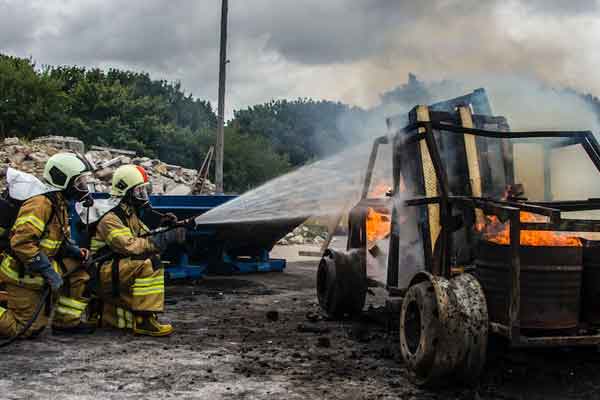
[
  {"xmin": 28, "ymin": 252, "xmax": 63, "ymax": 291},
  {"xmin": 61, "ymin": 240, "xmax": 85, "ymax": 260},
  {"xmin": 159, "ymin": 212, "xmax": 178, "ymax": 227},
  {"xmin": 150, "ymin": 227, "xmax": 186, "ymax": 251}
]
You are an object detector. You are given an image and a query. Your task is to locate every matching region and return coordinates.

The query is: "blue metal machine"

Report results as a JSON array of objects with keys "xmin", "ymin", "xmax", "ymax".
[
  {"xmin": 72, "ymin": 194, "xmax": 291, "ymax": 280},
  {"xmin": 147, "ymin": 195, "xmax": 287, "ymax": 280}
]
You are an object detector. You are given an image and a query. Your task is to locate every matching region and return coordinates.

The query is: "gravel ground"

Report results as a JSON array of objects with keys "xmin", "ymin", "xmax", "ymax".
[{"xmin": 1, "ymin": 260, "xmax": 600, "ymax": 399}]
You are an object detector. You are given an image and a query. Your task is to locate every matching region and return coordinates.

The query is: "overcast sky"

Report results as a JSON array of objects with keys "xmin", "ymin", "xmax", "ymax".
[{"xmin": 1, "ymin": 0, "xmax": 599, "ymax": 118}]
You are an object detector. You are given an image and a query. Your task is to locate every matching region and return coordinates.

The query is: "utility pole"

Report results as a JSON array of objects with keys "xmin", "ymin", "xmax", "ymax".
[{"xmin": 215, "ymin": 0, "xmax": 228, "ymax": 194}]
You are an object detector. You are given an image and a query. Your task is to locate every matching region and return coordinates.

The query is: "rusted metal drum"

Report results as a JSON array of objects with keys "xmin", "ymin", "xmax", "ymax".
[
  {"xmin": 582, "ymin": 240, "xmax": 600, "ymax": 325},
  {"xmin": 475, "ymin": 240, "xmax": 582, "ymax": 330}
]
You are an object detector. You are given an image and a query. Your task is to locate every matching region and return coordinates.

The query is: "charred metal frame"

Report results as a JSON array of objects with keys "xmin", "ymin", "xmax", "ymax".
[
  {"xmin": 347, "ymin": 135, "xmax": 392, "ymax": 250},
  {"xmin": 390, "ymin": 120, "xmax": 600, "ymax": 347}
]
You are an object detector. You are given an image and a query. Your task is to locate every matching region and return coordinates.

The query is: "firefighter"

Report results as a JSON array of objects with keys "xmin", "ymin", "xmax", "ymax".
[
  {"xmin": 90, "ymin": 164, "xmax": 184, "ymax": 336},
  {"xmin": 0, "ymin": 153, "xmax": 95, "ymax": 338}
]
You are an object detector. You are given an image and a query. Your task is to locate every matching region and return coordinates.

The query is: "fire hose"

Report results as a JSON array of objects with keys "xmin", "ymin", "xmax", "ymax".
[{"xmin": 0, "ymin": 217, "xmax": 196, "ymax": 348}]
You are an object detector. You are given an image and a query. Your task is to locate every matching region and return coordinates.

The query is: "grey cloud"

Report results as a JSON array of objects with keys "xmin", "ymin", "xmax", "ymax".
[
  {"xmin": 0, "ymin": 0, "xmax": 599, "ymax": 117},
  {"xmin": 0, "ymin": 1, "xmax": 42, "ymax": 54},
  {"xmin": 43, "ymin": 1, "xmax": 219, "ymax": 67}
]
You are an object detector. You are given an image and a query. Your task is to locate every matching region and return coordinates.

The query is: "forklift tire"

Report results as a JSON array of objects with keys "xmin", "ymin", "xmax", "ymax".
[
  {"xmin": 399, "ymin": 280, "xmax": 441, "ymax": 386},
  {"xmin": 317, "ymin": 249, "xmax": 366, "ymax": 319}
]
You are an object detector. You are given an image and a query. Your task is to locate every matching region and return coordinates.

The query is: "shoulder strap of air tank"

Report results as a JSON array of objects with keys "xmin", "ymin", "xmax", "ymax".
[
  {"xmin": 110, "ymin": 255, "xmax": 123, "ymax": 298},
  {"xmin": 41, "ymin": 192, "xmax": 57, "ymax": 228},
  {"xmin": 108, "ymin": 206, "xmax": 128, "ymax": 298},
  {"xmin": 111, "ymin": 205, "xmax": 129, "ymax": 227}
]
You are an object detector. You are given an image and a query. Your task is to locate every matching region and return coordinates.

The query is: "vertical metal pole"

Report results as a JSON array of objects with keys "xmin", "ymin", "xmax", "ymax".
[
  {"xmin": 215, "ymin": 0, "xmax": 228, "ymax": 194},
  {"xmin": 387, "ymin": 135, "xmax": 402, "ymax": 289},
  {"xmin": 360, "ymin": 140, "xmax": 382, "ymax": 200},
  {"xmin": 424, "ymin": 124, "xmax": 450, "ymax": 277},
  {"xmin": 508, "ymin": 208, "xmax": 521, "ymax": 344}
]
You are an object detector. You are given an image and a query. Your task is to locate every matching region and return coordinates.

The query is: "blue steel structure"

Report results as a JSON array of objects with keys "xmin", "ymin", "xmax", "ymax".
[{"xmin": 71, "ymin": 194, "xmax": 287, "ymax": 280}]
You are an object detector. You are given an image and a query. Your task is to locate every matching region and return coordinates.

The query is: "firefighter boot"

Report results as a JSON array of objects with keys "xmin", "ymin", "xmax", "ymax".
[{"xmin": 133, "ymin": 313, "xmax": 173, "ymax": 337}]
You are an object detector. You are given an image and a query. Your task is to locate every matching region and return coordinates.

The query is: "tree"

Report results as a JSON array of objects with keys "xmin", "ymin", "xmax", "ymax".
[
  {"xmin": 232, "ymin": 98, "xmax": 367, "ymax": 166},
  {"xmin": 0, "ymin": 55, "xmax": 66, "ymax": 138},
  {"xmin": 222, "ymin": 126, "xmax": 291, "ymax": 193},
  {"xmin": 48, "ymin": 64, "xmax": 218, "ymax": 165}
]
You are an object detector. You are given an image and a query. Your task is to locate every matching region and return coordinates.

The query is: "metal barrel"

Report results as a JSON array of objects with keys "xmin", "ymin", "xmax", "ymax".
[
  {"xmin": 582, "ymin": 240, "xmax": 600, "ymax": 325},
  {"xmin": 475, "ymin": 240, "xmax": 582, "ymax": 330}
]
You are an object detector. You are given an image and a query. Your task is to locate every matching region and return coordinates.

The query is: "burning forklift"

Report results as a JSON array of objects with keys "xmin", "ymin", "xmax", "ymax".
[{"xmin": 317, "ymin": 89, "xmax": 600, "ymax": 385}]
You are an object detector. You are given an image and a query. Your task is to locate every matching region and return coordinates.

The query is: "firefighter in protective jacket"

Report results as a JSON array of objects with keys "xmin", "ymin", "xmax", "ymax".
[
  {"xmin": 0, "ymin": 153, "xmax": 95, "ymax": 337},
  {"xmin": 90, "ymin": 165, "xmax": 184, "ymax": 336}
]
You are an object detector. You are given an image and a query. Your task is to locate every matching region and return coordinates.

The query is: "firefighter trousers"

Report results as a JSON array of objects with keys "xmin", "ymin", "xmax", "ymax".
[
  {"xmin": 53, "ymin": 257, "xmax": 91, "ymax": 329},
  {"xmin": 0, "ymin": 256, "xmax": 90, "ymax": 338},
  {"xmin": 98, "ymin": 257, "xmax": 164, "ymax": 330}
]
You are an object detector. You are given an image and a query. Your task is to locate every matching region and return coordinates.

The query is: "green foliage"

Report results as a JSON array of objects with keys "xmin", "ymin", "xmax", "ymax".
[
  {"xmin": 222, "ymin": 126, "xmax": 291, "ymax": 193},
  {"xmin": 232, "ymin": 98, "xmax": 368, "ymax": 166},
  {"xmin": 0, "ymin": 54, "xmax": 219, "ymax": 168},
  {"xmin": 0, "ymin": 53, "xmax": 294, "ymax": 193},
  {"xmin": 48, "ymin": 66, "xmax": 216, "ymax": 160},
  {"xmin": 0, "ymin": 55, "xmax": 66, "ymax": 138}
]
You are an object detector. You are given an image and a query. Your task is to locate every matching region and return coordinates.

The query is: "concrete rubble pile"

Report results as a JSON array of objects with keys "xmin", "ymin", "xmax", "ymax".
[
  {"xmin": 277, "ymin": 225, "xmax": 328, "ymax": 246},
  {"xmin": 0, "ymin": 136, "xmax": 216, "ymax": 195}
]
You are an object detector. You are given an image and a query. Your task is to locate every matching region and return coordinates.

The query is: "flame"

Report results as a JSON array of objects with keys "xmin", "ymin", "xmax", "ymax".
[
  {"xmin": 476, "ymin": 211, "xmax": 581, "ymax": 247},
  {"xmin": 366, "ymin": 183, "xmax": 393, "ymax": 245},
  {"xmin": 366, "ymin": 207, "xmax": 391, "ymax": 243}
]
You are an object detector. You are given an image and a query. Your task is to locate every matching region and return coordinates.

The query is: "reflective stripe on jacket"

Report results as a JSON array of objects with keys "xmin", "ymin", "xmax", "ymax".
[
  {"xmin": 0, "ymin": 253, "xmax": 60, "ymax": 289},
  {"xmin": 10, "ymin": 194, "xmax": 70, "ymax": 264},
  {"xmin": 92, "ymin": 203, "xmax": 158, "ymax": 257}
]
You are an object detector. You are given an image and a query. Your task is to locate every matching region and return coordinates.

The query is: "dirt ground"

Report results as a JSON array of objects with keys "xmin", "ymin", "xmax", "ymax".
[{"xmin": 1, "ymin": 259, "xmax": 600, "ymax": 399}]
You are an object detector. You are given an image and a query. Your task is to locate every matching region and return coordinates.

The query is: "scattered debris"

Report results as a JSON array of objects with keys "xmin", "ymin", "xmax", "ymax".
[
  {"xmin": 32, "ymin": 135, "xmax": 85, "ymax": 153},
  {"xmin": 296, "ymin": 323, "xmax": 331, "ymax": 334},
  {"xmin": 0, "ymin": 136, "xmax": 216, "ymax": 195},
  {"xmin": 278, "ymin": 225, "xmax": 328, "ymax": 246},
  {"xmin": 305, "ymin": 311, "xmax": 322, "ymax": 322}
]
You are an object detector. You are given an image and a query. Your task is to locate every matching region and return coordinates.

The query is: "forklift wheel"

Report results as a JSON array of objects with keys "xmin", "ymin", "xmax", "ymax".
[
  {"xmin": 399, "ymin": 280, "xmax": 440, "ymax": 386},
  {"xmin": 399, "ymin": 273, "xmax": 489, "ymax": 387},
  {"xmin": 317, "ymin": 249, "xmax": 366, "ymax": 319}
]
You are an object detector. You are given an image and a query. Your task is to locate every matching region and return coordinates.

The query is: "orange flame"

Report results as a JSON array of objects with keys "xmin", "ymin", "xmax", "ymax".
[
  {"xmin": 477, "ymin": 211, "xmax": 581, "ymax": 247},
  {"xmin": 366, "ymin": 207, "xmax": 391, "ymax": 243},
  {"xmin": 366, "ymin": 183, "xmax": 393, "ymax": 245}
]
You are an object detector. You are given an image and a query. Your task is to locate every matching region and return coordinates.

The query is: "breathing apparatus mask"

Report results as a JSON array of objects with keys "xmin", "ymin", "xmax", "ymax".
[
  {"xmin": 66, "ymin": 172, "xmax": 94, "ymax": 207},
  {"xmin": 125, "ymin": 183, "xmax": 151, "ymax": 209}
]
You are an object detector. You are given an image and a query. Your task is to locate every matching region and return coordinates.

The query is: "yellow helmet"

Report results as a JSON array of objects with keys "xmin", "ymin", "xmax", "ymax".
[{"xmin": 111, "ymin": 165, "xmax": 150, "ymax": 197}]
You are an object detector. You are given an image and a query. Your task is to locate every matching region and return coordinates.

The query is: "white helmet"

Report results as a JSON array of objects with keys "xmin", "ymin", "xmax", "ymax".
[
  {"xmin": 43, "ymin": 153, "xmax": 93, "ymax": 190},
  {"xmin": 43, "ymin": 153, "xmax": 94, "ymax": 205}
]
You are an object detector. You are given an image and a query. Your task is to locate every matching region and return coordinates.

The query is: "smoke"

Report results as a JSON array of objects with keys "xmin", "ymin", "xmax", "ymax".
[
  {"xmin": 334, "ymin": 73, "xmax": 600, "ymax": 149},
  {"xmin": 426, "ymin": 75, "xmax": 600, "ymax": 133}
]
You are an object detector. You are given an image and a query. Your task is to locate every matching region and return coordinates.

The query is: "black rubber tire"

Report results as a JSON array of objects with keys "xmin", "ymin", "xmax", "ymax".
[
  {"xmin": 317, "ymin": 249, "xmax": 366, "ymax": 319},
  {"xmin": 399, "ymin": 280, "xmax": 441, "ymax": 386}
]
